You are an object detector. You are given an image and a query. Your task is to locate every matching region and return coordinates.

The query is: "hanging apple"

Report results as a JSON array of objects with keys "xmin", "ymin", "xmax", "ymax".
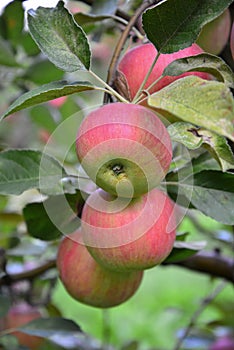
[
  {"xmin": 57, "ymin": 231, "xmax": 143, "ymax": 308},
  {"xmin": 81, "ymin": 187, "xmax": 177, "ymax": 272},
  {"xmin": 76, "ymin": 103, "xmax": 172, "ymax": 198},
  {"xmin": 117, "ymin": 42, "xmax": 211, "ymax": 100}
]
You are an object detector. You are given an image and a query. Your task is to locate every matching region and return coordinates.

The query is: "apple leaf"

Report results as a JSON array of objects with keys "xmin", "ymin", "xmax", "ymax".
[
  {"xmin": 0, "ymin": 1, "xmax": 24, "ymax": 47},
  {"xmin": 0, "ymin": 37, "xmax": 21, "ymax": 67},
  {"xmin": 1, "ymin": 80, "xmax": 94, "ymax": 120},
  {"xmin": 148, "ymin": 76, "xmax": 234, "ymax": 142},
  {"xmin": 142, "ymin": 0, "xmax": 233, "ymax": 54},
  {"xmin": 27, "ymin": 1, "xmax": 91, "ymax": 72},
  {"xmin": 167, "ymin": 170, "xmax": 234, "ymax": 224},
  {"xmin": 74, "ymin": 13, "xmax": 111, "ymax": 26},
  {"xmin": 165, "ymin": 240, "xmax": 206, "ymax": 263},
  {"xmin": 0, "ymin": 149, "xmax": 67, "ymax": 196},
  {"xmin": 23, "ymin": 192, "xmax": 84, "ymax": 241},
  {"xmin": 162, "ymin": 53, "xmax": 234, "ymax": 89},
  {"xmin": 18, "ymin": 317, "xmax": 82, "ymax": 338},
  {"xmin": 168, "ymin": 122, "xmax": 234, "ymax": 171}
]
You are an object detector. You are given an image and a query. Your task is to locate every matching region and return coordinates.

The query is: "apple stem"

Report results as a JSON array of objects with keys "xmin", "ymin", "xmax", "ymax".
[
  {"xmin": 132, "ymin": 51, "xmax": 161, "ymax": 103},
  {"xmin": 102, "ymin": 309, "xmax": 111, "ymax": 347},
  {"xmin": 89, "ymin": 70, "xmax": 130, "ymax": 103}
]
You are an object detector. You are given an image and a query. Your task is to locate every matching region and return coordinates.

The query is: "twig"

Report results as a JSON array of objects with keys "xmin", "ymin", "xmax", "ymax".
[
  {"xmin": 0, "ymin": 260, "xmax": 56, "ymax": 287},
  {"xmin": 162, "ymin": 251, "xmax": 234, "ymax": 284},
  {"xmin": 172, "ymin": 281, "xmax": 227, "ymax": 350},
  {"xmin": 104, "ymin": 0, "xmax": 160, "ymax": 103}
]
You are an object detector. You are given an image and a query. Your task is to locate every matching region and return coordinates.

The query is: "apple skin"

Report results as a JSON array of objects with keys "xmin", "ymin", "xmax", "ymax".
[
  {"xmin": 209, "ymin": 336, "xmax": 234, "ymax": 350},
  {"xmin": 231, "ymin": 23, "xmax": 234, "ymax": 60},
  {"xmin": 117, "ymin": 43, "xmax": 211, "ymax": 100},
  {"xmin": 81, "ymin": 187, "xmax": 176, "ymax": 272},
  {"xmin": 76, "ymin": 103, "xmax": 172, "ymax": 198},
  {"xmin": 57, "ymin": 231, "xmax": 143, "ymax": 308},
  {"xmin": 0, "ymin": 303, "xmax": 43, "ymax": 349},
  {"xmin": 49, "ymin": 96, "xmax": 67, "ymax": 107},
  {"xmin": 197, "ymin": 9, "xmax": 231, "ymax": 55}
]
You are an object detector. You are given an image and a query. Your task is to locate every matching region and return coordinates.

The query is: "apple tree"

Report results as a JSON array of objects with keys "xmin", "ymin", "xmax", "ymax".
[{"xmin": 0, "ymin": 0, "xmax": 234, "ymax": 349}]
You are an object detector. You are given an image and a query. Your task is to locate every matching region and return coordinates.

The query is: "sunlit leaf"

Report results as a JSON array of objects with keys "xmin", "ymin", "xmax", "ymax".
[
  {"xmin": 0, "ymin": 149, "xmax": 66, "ymax": 195},
  {"xmin": 168, "ymin": 122, "xmax": 234, "ymax": 171},
  {"xmin": 27, "ymin": 1, "xmax": 91, "ymax": 72},
  {"xmin": 149, "ymin": 76, "xmax": 234, "ymax": 142},
  {"xmin": 1, "ymin": 81, "xmax": 94, "ymax": 120}
]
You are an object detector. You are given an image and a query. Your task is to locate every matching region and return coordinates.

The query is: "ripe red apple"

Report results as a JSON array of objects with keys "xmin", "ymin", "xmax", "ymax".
[
  {"xmin": 0, "ymin": 302, "xmax": 43, "ymax": 349},
  {"xmin": 81, "ymin": 187, "xmax": 177, "ymax": 272},
  {"xmin": 57, "ymin": 231, "xmax": 143, "ymax": 308},
  {"xmin": 117, "ymin": 43, "xmax": 211, "ymax": 100},
  {"xmin": 197, "ymin": 9, "xmax": 231, "ymax": 55},
  {"xmin": 76, "ymin": 103, "xmax": 172, "ymax": 198}
]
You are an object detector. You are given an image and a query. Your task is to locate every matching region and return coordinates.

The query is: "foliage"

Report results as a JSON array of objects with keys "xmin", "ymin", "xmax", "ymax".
[{"xmin": 0, "ymin": 1, "xmax": 233, "ymax": 349}]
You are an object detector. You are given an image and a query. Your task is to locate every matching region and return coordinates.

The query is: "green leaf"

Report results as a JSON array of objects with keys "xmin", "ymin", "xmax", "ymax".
[
  {"xmin": 165, "ymin": 240, "xmax": 206, "ymax": 263},
  {"xmin": 162, "ymin": 53, "xmax": 234, "ymax": 89},
  {"xmin": 27, "ymin": 1, "xmax": 91, "ymax": 72},
  {"xmin": 23, "ymin": 192, "xmax": 84, "ymax": 241},
  {"xmin": 142, "ymin": 0, "xmax": 233, "ymax": 53},
  {"xmin": 0, "ymin": 149, "xmax": 66, "ymax": 196},
  {"xmin": 168, "ymin": 122, "xmax": 234, "ymax": 171},
  {"xmin": 0, "ymin": 1, "xmax": 24, "ymax": 46},
  {"xmin": 0, "ymin": 37, "xmax": 21, "ymax": 67},
  {"xmin": 167, "ymin": 170, "xmax": 234, "ymax": 224},
  {"xmin": 22, "ymin": 59, "xmax": 65, "ymax": 85},
  {"xmin": 18, "ymin": 317, "xmax": 82, "ymax": 338},
  {"xmin": 74, "ymin": 13, "xmax": 112, "ymax": 26},
  {"xmin": 148, "ymin": 76, "xmax": 234, "ymax": 142},
  {"xmin": 1, "ymin": 80, "xmax": 94, "ymax": 120}
]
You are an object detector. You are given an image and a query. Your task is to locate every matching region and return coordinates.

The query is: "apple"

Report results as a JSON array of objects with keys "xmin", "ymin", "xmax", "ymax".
[
  {"xmin": 0, "ymin": 302, "xmax": 43, "ymax": 349},
  {"xmin": 81, "ymin": 187, "xmax": 177, "ymax": 272},
  {"xmin": 197, "ymin": 9, "xmax": 231, "ymax": 55},
  {"xmin": 76, "ymin": 103, "xmax": 172, "ymax": 198},
  {"xmin": 48, "ymin": 96, "xmax": 67, "ymax": 108},
  {"xmin": 231, "ymin": 23, "xmax": 234, "ymax": 60},
  {"xmin": 56, "ymin": 231, "xmax": 143, "ymax": 308},
  {"xmin": 209, "ymin": 336, "xmax": 234, "ymax": 350},
  {"xmin": 117, "ymin": 43, "xmax": 211, "ymax": 101}
]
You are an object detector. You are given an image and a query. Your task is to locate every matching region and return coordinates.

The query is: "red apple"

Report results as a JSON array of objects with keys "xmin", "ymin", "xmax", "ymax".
[
  {"xmin": 197, "ymin": 9, "xmax": 231, "ymax": 55},
  {"xmin": 48, "ymin": 96, "xmax": 67, "ymax": 108},
  {"xmin": 81, "ymin": 187, "xmax": 177, "ymax": 272},
  {"xmin": 1, "ymin": 302, "xmax": 43, "ymax": 349},
  {"xmin": 76, "ymin": 103, "xmax": 172, "ymax": 198},
  {"xmin": 117, "ymin": 43, "xmax": 211, "ymax": 100},
  {"xmin": 57, "ymin": 231, "xmax": 143, "ymax": 308},
  {"xmin": 231, "ymin": 23, "xmax": 234, "ymax": 60},
  {"xmin": 209, "ymin": 336, "xmax": 234, "ymax": 350}
]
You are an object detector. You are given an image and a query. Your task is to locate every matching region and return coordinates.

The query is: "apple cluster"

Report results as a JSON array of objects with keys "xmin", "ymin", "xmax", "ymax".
[{"xmin": 57, "ymin": 41, "xmax": 210, "ymax": 309}]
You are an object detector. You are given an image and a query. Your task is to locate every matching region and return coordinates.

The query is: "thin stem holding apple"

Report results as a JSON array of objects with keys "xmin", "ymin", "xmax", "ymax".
[
  {"xmin": 89, "ymin": 70, "xmax": 129, "ymax": 103},
  {"xmin": 132, "ymin": 51, "xmax": 161, "ymax": 104}
]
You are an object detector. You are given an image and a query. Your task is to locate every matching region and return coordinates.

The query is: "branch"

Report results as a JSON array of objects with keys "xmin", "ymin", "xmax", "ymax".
[
  {"xmin": 163, "ymin": 251, "xmax": 234, "ymax": 284},
  {"xmin": 0, "ymin": 260, "xmax": 56, "ymax": 287},
  {"xmin": 0, "ymin": 252, "xmax": 233, "ymax": 288},
  {"xmin": 173, "ymin": 281, "xmax": 227, "ymax": 350}
]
